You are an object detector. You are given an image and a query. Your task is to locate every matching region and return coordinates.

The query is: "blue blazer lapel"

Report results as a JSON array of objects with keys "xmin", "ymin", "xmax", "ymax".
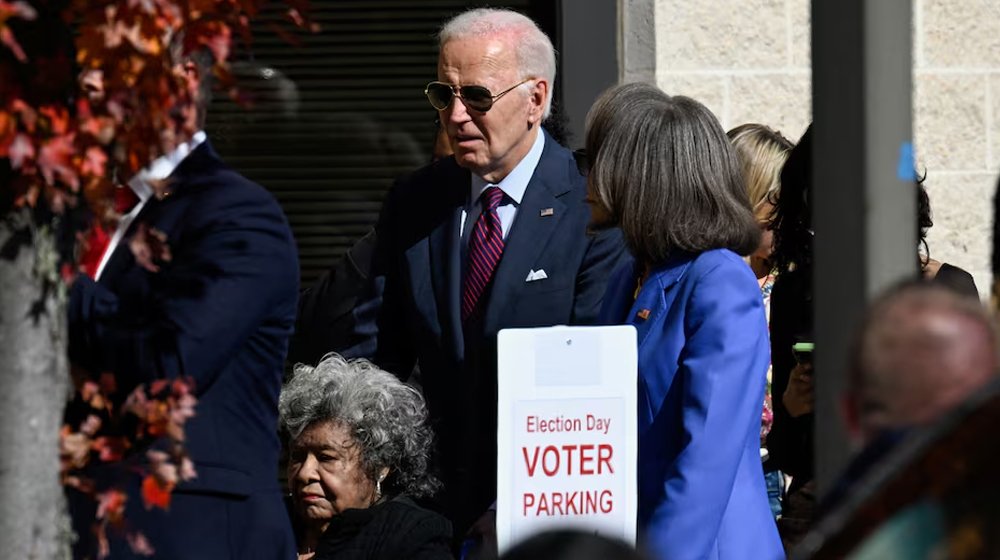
[
  {"xmin": 628, "ymin": 253, "xmax": 695, "ymax": 347},
  {"xmin": 484, "ymin": 133, "xmax": 571, "ymax": 332}
]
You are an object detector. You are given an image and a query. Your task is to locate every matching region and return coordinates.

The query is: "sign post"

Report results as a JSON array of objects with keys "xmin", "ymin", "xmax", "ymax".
[{"xmin": 496, "ymin": 325, "xmax": 638, "ymax": 553}]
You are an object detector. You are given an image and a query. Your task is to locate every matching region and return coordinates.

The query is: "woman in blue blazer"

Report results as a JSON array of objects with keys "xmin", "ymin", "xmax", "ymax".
[{"xmin": 583, "ymin": 83, "xmax": 784, "ymax": 560}]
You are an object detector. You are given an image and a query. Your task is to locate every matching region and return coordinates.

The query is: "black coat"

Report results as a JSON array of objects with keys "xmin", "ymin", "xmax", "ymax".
[{"xmin": 314, "ymin": 496, "xmax": 453, "ymax": 560}]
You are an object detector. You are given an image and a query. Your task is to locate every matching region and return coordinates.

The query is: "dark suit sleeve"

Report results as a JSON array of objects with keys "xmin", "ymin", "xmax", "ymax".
[
  {"xmin": 69, "ymin": 190, "xmax": 298, "ymax": 391},
  {"xmin": 288, "ymin": 229, "xmax": 379, "ymax": 365},
  {"xmin": 370, "ymin": 181, "xmax": 419, "ymax": 379},
  {"xmin": 570, "ymin": 227, "xmax": 628, "ymax": 325}
]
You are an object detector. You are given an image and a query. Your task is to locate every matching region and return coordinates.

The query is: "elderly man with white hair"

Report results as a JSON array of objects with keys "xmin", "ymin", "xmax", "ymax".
[{"xmin": 362, "ymin": 6, "xmax": 627, "ymax": 549}]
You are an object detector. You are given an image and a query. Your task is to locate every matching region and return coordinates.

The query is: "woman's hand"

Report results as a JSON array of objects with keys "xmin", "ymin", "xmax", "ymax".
[{"xmin": 782, "ymin": 363, "xmax": 814, "ymax": 417}]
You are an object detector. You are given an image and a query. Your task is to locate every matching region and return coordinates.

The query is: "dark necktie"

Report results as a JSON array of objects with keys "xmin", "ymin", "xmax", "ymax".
[{"xmin": 462, "ymin": 186, "xmax": 505, "ymax": 322}]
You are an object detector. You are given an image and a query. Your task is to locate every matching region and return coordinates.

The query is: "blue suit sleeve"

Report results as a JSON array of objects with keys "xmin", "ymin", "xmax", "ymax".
[
  {"xmin": 646, "ymin": 261, "xmax": 770, "ymax": 559},
  {"xmin": 571, "ymin": 227, "xmax": 628, "ymax": 325},
  {"xmin": 68, "ymin": 192, "xmax": 298, "ymax": 392}
]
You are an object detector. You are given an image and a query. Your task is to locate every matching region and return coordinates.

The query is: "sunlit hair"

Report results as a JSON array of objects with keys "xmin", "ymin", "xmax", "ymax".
[
  {"xmin": 438, "ymin": 7, "xmax": 557, "ymax": 118},
  {"xmin": 585, "ymin": 83, "xmax": 759, "ymax": 265},
  {"xmin": 727, "ymin": 123, "xmax": 794, "ymax": 213},
  {"xmin": 279, "ymin": 353, "xmax": 439, "ymax": 498}
]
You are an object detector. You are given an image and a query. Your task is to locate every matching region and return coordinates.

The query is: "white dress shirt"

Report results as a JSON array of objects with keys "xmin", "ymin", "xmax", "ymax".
[
  {"xmin": 94, "ymin": 131, "xmax": 207, "ymax": 280},
  {"xmin": 460, "ymin": 129, "xmax": 546, "ymax": 243}
]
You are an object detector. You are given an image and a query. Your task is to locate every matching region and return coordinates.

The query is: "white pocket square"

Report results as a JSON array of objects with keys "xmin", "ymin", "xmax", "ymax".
[{"xmin": 525, "ymin": 269, "xmax": 548, "ymax": 282}]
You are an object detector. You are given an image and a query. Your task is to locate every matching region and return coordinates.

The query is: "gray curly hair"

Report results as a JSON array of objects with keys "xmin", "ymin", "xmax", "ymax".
[{"xmin": 278, "ymin": 353, "xmax": 439, "ymax": 498}]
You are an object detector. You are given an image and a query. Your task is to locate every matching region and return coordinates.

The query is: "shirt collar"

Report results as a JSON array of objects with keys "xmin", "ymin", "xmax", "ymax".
[
  {"xmin": 127, "ymin": 130, "xmax": 207, "ymax": 202},
  {"xmin": 470, "ymin": 129, "xmax": 545, "ymax": 205}
]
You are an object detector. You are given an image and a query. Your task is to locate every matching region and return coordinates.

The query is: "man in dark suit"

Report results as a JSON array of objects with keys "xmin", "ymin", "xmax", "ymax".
[
  {"xmin": 367, "ymin": 7, "xmax": 627, "ymax": 542},
  {"xmin": 68, "ymin": 53, "xmax": 298, "ymax": 559}
]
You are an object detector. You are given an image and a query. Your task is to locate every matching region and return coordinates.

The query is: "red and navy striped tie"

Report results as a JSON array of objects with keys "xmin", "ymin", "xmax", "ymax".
[{"xmin": 462, "ymin": 186, "xmax": 505, "ymax": 322}]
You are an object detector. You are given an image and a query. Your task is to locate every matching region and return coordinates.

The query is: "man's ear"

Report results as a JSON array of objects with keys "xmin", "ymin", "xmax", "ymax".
[{"xmin": 527, "ymin": 79, "xmax": 548, "ymax": 125}]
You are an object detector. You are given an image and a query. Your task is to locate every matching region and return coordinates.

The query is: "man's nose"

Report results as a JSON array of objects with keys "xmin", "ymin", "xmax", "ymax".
[{"xmin": 445, "ymin": 91, "xmax": 471, "ymax": 124}]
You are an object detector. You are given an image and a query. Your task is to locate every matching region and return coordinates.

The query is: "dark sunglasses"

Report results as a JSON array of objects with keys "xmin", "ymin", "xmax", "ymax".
[
  {"xmin": 424, "ymin": 78, "xmax": 532, "ymax": 113},
  {"xmin": 573, "ymin": 148, "xmax": 590, "ymax": 176}
]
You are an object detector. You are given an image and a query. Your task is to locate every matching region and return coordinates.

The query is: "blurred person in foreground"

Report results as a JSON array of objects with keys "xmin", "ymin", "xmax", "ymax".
[
  {"xmin": 728, "ymin": 123, "xmax": 795, "ymax": 520},
  {"xmin": 767, "ymin": 125, "xmax": 983, "ymax": 549},
  {"xmin": 367, "ymin": 7, "xmax": 626, "ymax": 546},
  {"xmin": 821, "ymin": 281, "xmax": 999, "ymax": 510},
  {"xmin": 280, "ymin": 353, "xmax": 452, "ymax": 560},
  {"xmin": 68, "ymin": 45, "xmax": 298, "ymax": 558},
  {"xmin": 587, "ymin": 82, "xmax": 783, "ymax": 560},
  {"xmin": 499, "ymin": 530, "xmax": 646, "ymax": 560}
]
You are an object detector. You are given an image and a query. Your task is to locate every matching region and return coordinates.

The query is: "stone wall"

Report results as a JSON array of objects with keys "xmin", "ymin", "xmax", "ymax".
[{"xmin": 650, "ymin": 0, "xmax": 999, "ymax": 298}]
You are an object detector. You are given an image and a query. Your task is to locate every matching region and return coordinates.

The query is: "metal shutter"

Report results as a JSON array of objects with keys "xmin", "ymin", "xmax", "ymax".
[{"xmin": 206, "ymin": 0, "xmax": 540, "ymax": 286}]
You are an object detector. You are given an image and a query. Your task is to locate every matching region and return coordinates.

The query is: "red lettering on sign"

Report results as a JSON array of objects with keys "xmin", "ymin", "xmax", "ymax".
[
  {"xmin": 542, "ymin": 445, "xmax": 560, "ymax": 476},
  {"xmin": 598, "ymin": 443, "xmax": 614, "ymax": 474},
  {"xmin": 522, "ymin": 447, "xmax": 540, "ymax": 477},
  {"xmin": 579, "ymin": 443, "xmax": 595, "ymax": 474},
  {"xmin": 520, "ymin": 489, "xmax": 616, "ymax": 517}
]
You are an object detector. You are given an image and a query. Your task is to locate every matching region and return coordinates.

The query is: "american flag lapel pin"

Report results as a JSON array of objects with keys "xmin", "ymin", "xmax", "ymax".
[
  {"xmin": 637, "ymin": 309, "xmax": 651, "ymax": 321},
  {"xmin": 540, "ymin": 207, "xmax": 554, "ymax": 217}
]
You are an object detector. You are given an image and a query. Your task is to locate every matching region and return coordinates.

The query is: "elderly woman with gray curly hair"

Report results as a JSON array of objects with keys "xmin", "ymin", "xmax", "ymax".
[{"xmin": 279, "ymin": 353, "xmax": 453, "ymax": 560}]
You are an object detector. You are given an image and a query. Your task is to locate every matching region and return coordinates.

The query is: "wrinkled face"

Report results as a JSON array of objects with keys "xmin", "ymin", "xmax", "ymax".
[
  {"xmin": 437, "ymin": 35, "xmax": 545, "ymax": 183},
  {"xmin": 288, "ymin": 420, "xmax": 375, "ymax": 527}
]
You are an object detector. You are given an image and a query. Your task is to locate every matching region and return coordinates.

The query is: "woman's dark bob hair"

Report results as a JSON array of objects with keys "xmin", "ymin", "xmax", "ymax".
[{"xmin": 585, "ymin": 83, "xmax": 759, "ymax": 265}]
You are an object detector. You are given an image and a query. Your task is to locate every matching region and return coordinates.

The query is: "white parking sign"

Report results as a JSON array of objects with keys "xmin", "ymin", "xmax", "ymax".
[{"xmin": 496, "ymin": 325, "xmax": 638, "ymax": 553}]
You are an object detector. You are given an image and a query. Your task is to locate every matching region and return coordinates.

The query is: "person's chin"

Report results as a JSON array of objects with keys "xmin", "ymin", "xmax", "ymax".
[
  {"xmin": 302, "ymin": 503, "xmax": 332, "ymax": 519},
  {"xmin": 454, "ymin": 151, "xmax": 486, "ymax": 172}
]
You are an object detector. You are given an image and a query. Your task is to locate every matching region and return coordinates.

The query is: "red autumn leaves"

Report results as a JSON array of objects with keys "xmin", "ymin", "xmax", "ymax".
[
  {"xmin": 4, "ymin": 2, "xmax": 313, "ymax": 557},
  {"xmin": 63, "ymin": 376, "xmax": 199, "ymax": 557}
]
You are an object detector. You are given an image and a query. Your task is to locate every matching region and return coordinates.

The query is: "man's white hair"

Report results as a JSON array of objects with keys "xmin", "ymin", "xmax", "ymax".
[{"xmin": 439, "ymin": 8, "xmax": 557, "ymax": 119}]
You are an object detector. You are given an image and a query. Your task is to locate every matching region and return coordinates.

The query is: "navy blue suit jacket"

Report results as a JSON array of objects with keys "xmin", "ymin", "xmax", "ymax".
[
  {"xmin": 369, "ymin": 131, "xmax": 627, "ymax": 532},
  {"xmin": 68, "ymin": 142, "xmax": 298, "ymax": 559}
]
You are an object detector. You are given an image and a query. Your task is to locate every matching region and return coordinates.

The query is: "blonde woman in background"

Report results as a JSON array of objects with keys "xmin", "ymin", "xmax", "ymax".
[{"xmin": 728, "ymin": 123, "xmax": 794, "ymax": 522}]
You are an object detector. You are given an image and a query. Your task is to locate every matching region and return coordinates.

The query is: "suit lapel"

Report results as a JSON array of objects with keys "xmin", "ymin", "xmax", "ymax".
[
  {"xmin": 97, "ymin": 142, "xmax": 220, "ymax": 286},
  {"xmin": 97, "ymin": 198, "xmax": 156, "ymax": 285},
  {"xmin": 629, "ymin": 254, "xmax": 695, "ymax": 347},
  {"xmin": 427, "ymin": 162, "xmax": 469, "ymax": 359},
  {"xmin": 483, "ymin": 136, "xmax": 571, "ymax": 333}
]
